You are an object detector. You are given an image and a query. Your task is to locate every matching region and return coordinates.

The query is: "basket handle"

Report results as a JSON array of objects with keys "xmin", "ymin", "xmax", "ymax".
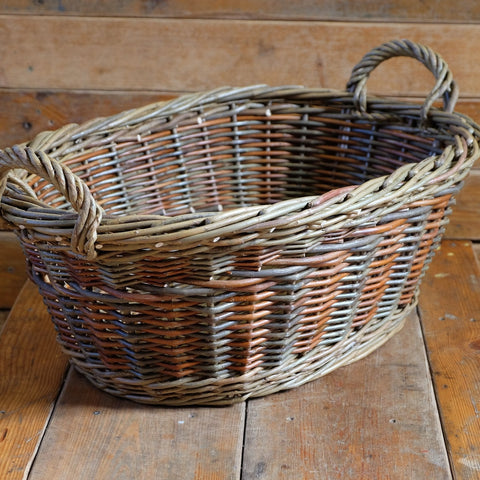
[
  {"xmin": 0, "ymin": 145, "xmax": 102, "ymax": 260},
  {"xmin": 346, "ymin": 39, "xmax": 459, "ymax": 121}
]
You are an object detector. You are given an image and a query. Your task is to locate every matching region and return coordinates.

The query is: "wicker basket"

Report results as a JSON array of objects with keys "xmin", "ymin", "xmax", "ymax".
[{"xmin": 0, "ymin": 40, "xmax": 478, "ymax": 405}]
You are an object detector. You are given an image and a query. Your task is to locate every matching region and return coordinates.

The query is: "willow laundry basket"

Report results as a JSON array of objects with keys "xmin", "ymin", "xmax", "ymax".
[{"xmin": 0, "ymin": 40, "xmax": 478, "ymax": 405}]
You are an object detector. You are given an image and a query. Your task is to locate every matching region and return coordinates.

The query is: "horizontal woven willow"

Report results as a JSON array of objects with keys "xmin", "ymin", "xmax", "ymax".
[{"xmin": 1, "ymin": 40, "xmax": 479, "ymax": 405}]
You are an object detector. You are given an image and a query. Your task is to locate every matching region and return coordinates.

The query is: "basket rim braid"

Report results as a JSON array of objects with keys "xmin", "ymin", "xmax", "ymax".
[{"xmin": 0, "ymin": 39, "xmax": 479, "ymax": 405}]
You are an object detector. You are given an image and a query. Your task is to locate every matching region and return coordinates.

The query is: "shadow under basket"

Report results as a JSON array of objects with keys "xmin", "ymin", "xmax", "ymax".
[{"xmin": 1, "ymin": 40, "xmax": 479, "ymax": 405}]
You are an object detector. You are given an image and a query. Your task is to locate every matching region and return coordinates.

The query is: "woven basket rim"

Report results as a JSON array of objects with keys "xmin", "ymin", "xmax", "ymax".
[{"xmin": 2, "ymin": 84, "xmax": 480, "ymax": 253}]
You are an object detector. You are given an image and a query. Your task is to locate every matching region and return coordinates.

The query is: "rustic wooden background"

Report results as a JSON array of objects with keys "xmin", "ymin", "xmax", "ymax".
[
  {"xmin": 1, "ymin": 1, "xmax": 480, "ymax": 309},
  {"xmin": 1, "ymin": 4, "xmax": 480, "ymax": 479}
]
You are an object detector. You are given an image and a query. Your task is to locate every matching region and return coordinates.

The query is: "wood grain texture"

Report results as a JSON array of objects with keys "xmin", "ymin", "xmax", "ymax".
[
  {"xmin": 0, "ymin": 232, "xmax": 27, "ymax": 308},
  {"xmin": 1, "ymin": 0, "xmax": 480, "ymax": 23},
  {"xmin": 1, "ymin": 16, "xmax": 480, "ymax": 95},
  {"xmin": 28, "ymin": 369, "xmax": 245, "ymax": 480},
  {"xmin": 418, "ymin": 241, "xmax": 480, "ymax": 479},
  {"xmin": 0, "ymin": 281, "xmax": 69, "ymax": 480},
  {"xmin": 241, "ymin": 311, "xmax": 451, "ymax": 480},
  {"xmin": 445, "ymin": 171, "xmax": 480, "ymax": 240}
]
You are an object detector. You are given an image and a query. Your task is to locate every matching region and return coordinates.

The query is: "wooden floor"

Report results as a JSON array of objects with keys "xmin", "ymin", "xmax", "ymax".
[{"xmin": 1, "ymin": 176, "xmax": 480, "ymax": 479}]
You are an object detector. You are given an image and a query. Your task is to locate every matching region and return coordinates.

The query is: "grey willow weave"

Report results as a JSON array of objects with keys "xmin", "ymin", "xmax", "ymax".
[{"xmin": 1, "ymin": 40, "xmax": 478, "ymax": 405}]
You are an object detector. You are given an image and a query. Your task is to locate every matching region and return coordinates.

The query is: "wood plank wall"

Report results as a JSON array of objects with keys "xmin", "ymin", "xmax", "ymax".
[{"xmin": 1, "ymin": 2, "xmax": 480, "ymax": 306}]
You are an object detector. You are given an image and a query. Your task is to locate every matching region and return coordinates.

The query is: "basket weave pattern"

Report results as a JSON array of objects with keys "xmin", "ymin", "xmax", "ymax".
[{"xmin": 0, "ymin": 40, "xmax": 478, "ymax": 405}]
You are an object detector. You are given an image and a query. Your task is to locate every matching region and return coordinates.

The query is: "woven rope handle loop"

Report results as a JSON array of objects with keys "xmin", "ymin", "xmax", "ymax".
[
  {"xmin": 0, "ymin": 146, "xmax": 102, "ymax": 260},
  {"xmin": 346, "ymin": 39, "xmax": 459, "ymax": 121}
]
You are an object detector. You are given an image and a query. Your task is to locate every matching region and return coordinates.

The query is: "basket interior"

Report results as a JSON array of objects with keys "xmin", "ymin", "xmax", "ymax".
[{"xmin": 28, "ymin": 96, "xmax": 450, "ymax": 216}]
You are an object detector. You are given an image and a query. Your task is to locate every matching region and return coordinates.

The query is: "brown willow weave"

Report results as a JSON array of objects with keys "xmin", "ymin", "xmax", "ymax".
[{"xmin": 0, "ymin": 40, "xmax": 479, "ymax": 405}]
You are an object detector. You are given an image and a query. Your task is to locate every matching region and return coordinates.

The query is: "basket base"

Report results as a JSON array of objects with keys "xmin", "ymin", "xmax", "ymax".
[{"xmin": 72, "ymin": 303, "xmax": 413, "ymax": 406}]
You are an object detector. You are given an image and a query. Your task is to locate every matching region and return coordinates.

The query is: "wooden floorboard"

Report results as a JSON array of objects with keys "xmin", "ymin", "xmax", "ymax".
[
  {"xmin": 28, "ymin": 369, "xmax": 245, "ymax": 480},
  {"xmin": 418, "ymin": 241, "xmax": 480, "ymax": 479},
  {"xmin": 0, "ymin": 281, "xmax": 69, "ymax": 480},
  {"xmin": 241, "ymin": 311, "xmax": 451, "ymax": 480}
]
